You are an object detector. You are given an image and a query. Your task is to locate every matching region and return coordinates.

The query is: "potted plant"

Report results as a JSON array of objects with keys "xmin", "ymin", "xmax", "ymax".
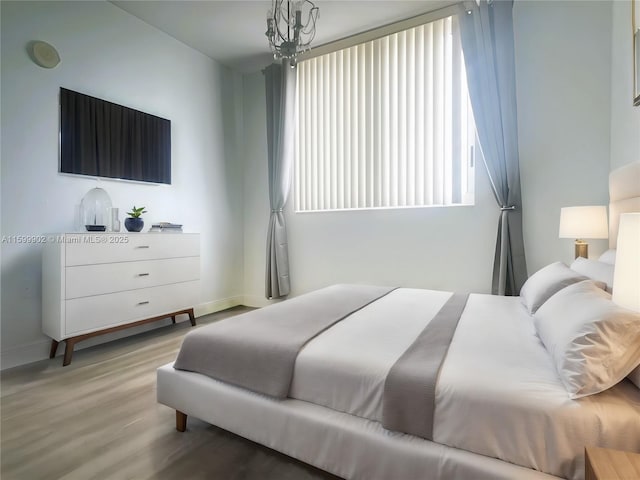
[{"xmin": 124, "ymin": 206, "xmax": 147, "ymax": 232}]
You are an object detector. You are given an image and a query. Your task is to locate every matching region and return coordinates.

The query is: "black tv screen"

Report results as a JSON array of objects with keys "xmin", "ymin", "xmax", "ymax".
[{"xmin": 60, "ymin": 88, "xmax": 171, "ymax": 184}]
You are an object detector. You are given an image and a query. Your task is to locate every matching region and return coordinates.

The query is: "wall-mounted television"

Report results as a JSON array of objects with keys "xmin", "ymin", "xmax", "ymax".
[{"xmin": 59, "ymin": 87, "xmax": 171, "ymax": 184}]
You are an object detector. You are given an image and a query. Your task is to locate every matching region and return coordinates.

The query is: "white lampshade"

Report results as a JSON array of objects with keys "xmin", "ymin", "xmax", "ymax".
[
  {"xmin": 612, "ymin": 213, "xmax": 640, "ymax": 312},
  {"xmin": 559, "ymin": 206, "xmax": 608, "ymax": 239}
]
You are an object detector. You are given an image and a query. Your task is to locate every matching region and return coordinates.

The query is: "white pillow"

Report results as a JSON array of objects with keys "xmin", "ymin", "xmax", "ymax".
[
  {"xmin": 534, "ymin": 280, "xmax": 640, "ymax": 399},
  {"xmin": 520, "ymin": 262, "xmax": 589, "ymax": 314},
  {"xmin": 629, "ymin": 365, "xmax": 640, "ymax": 389},
  {"xmin": 598, "ymin": 249, "xmax": 616, "ymax": 265},
  {"xmin": 570, "ymin": 257, "xmax": 615, "ymax": 293}
]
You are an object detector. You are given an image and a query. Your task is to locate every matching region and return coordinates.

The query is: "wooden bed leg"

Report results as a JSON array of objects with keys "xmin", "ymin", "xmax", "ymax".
[
  {"xmin": 188, "ymin": 308, "xmax": 196, "ymax": 327},
  {"xmin": 176, "ymin": 410, "xmax": 187, "ymax": 432},
  {"xmin": 171, "ymin": 316, "xmax": 176, "ymax": 324},
  {"xmin": 49, "ymin": 340, "xmax": 59, "ymax": 359}
]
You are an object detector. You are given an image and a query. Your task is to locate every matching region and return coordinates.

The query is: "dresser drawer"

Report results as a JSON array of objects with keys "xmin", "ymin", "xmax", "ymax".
[
  {"xmin": 65, "ymin": 257, "xmax": 200, "ymax": 299},
  {"xmin": 64, "ymin": 280, "xmax": 199, "ymax": 336},
  {"xmin": 65, "ymin": 234, "xmax": 199, "ymax": 266}
]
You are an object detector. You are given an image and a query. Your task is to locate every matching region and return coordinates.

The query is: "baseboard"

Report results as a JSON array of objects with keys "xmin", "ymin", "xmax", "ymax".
[
  {"xmin": 1, "ymin": 339, "xmax": 52, "ymax": 371},
  {"xmin": 195, "ymin": 295, "xmax": 245, "ymax": 317},
  {"xmin": 241, "ymin": 294, "xmax": 281, "ymax": 308}
]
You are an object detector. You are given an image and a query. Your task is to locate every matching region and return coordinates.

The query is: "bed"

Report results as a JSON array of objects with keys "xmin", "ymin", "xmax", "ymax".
[{"xmin": 157, "ymin": 162, "xmax": 640, "ymax": 480}]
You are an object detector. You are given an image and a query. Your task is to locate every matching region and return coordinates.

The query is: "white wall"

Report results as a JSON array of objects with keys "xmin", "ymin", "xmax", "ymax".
[
  {"xmin": 242, "ymin": 72, "xmax": 274, "ymax": 306},
  {"xmin": 285, "ymin": 191, "xmax": 497, "ymax": 295},
  {"xmin": 514, "ymin": 0, "xmax": 612, "ymax": 272},
  {"xmin": 610, "ymin": 0, "xmax": 640, "ymax": 171},
  {"xmin": 0, "ymin": 1, "xmax": 244, "ymax": 368}
]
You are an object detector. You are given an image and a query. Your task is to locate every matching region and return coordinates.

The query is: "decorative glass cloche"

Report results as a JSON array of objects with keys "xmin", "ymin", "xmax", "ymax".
[{"xmin": 80, "ymin": 187, "xmax": 112, "ymax": 231}]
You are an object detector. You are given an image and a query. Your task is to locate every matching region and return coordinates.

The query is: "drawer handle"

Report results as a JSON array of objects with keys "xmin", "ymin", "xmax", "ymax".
[
  {"xmin": 136, "ymin": 245, "xmax": 150, "ymax": 249},
  {"xmin": 138, "ymin": 273, "xmax": 150, "ymax": 277},
  {"xmin": 137, "ymin": 301, "xmax": 150, "ymax": 306}
]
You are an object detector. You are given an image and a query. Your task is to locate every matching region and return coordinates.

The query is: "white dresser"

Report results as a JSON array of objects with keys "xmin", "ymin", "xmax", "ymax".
[{"xmin": 42, "ymin": 233, "xmax": 200, "ymax": 365}]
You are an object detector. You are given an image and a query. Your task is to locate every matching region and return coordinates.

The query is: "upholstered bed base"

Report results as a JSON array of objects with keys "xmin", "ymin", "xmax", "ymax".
[{"xmin": 157, "ymin": 364, "xmax": 560, "ymax": 480}]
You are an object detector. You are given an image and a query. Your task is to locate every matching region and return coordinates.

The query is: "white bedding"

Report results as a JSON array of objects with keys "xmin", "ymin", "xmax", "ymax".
[
  {"xmin": 290, "ymin": 288, "xmax": 451, "ymax": 421},
  {"xmin": 290, "ymin": 288, "xmax": 640, "ymax": 480}
]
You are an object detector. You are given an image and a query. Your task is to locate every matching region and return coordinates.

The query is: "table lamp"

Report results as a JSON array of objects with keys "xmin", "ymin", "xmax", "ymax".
[
  {"xmin": 612, "ymin": 213, "xmax": 640, "ymax": 312},
  {"xmin": 559, "ymin": 206, "xmax": 608, "ymax": 259}
]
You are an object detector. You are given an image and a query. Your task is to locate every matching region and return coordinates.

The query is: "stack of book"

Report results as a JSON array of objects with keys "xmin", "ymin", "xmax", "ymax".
[{"xmin": 150, "ymin": 222, "xmax": 183, "ymax": 233}]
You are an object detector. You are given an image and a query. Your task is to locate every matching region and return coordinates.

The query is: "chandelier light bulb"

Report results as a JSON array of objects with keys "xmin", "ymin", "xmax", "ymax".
[{"xmin": 265, "ymin": 0, "xmax": 319, "ymax": 62}]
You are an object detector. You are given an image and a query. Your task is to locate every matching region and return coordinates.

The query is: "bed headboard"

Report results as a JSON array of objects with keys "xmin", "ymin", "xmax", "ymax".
[{"xmin": 609, "ymin": 161, "xmax": 640, "ymax": 248}]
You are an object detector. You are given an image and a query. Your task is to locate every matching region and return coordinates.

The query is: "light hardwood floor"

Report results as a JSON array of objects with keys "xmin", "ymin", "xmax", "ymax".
[{"xmin": 1, "ymin": 308, "xmax": 341, "ymax": 480}]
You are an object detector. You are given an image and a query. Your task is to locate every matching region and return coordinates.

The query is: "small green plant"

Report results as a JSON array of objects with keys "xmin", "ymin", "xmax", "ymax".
[{"xmin": 127, "ymin": 206, "xmax": 147, "ymax": 218}]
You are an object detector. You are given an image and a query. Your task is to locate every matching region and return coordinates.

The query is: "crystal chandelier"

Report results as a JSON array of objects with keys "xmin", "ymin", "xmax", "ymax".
[{"xmin": 265, "ymin": 0, "xmax": 319, "ymax": 64}]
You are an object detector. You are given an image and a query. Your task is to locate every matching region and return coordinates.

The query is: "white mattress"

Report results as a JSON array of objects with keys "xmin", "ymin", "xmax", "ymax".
[{"xmin": 290, "ymin": 288, "xmax": 640, "ymax": 480}]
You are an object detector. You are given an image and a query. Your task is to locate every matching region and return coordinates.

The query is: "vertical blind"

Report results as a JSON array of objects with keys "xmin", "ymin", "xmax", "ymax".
[{"xmin": 295, "ymin": 15, "xmax": 476, "ymax": 212}]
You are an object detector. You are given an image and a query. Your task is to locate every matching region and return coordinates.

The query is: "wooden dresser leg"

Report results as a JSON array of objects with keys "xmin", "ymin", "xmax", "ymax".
[
  {"xmin": 188, "ymin": 308, "xmax": 196, "ymax": 327},
  {"xmin": 62, "ymin": 340, "xmax": 75, "ymax": 366},
  {"xmin": 49, "ymin": 340, "xmax": 59, "ymax": 359},
  {"xmin": 176, "ymin": 410, "xmax": 187, "ymax": 432}
]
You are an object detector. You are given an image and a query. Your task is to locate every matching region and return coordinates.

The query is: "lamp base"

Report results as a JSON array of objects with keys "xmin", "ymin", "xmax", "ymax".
[{"xmin": 574, "ymin": 241, "xmax": 588, "ymax": 259}]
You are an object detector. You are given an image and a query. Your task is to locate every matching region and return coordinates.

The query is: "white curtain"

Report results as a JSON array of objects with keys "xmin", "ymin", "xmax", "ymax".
[
  {"xmin": 459, "ymin": 0, "xmax": 528, "ymax": 295},
  {"xmin": 265, "ymin": 60, "xmax": 296, "ymax": 299},
  {"xmin": 295, "ymin": 16, "xmax": 475, "ymax": 212}
]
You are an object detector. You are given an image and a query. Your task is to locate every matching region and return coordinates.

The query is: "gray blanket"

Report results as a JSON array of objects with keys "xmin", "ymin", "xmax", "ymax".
[
  {"xmin": 174, "ymin": 284, "xmax": 395, "ymax": 398},
  {"xmin": 382, "ymin": 293, "xmax": 469, "ymax": 440}
]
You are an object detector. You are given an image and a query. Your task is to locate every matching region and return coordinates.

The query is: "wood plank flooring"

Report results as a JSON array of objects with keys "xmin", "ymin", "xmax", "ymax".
[{"xmin": 1, "ymin": 308, "xmax": 342, "ymax": 480}]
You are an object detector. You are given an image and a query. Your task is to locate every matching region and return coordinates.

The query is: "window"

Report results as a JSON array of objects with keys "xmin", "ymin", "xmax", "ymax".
[{"xmin": 294, "ymin": 15, "xmax": 476, "ymax": 212}]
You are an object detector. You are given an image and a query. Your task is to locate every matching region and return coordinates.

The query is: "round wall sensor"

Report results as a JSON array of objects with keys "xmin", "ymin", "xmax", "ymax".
[{"xmin": 31, "ymin": 41, "xmax": 60, "ymax": 69}]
